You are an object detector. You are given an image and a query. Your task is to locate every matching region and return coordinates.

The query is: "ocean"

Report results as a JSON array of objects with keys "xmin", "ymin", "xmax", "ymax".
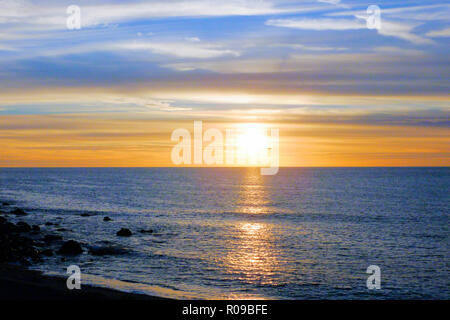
[{"xmin": 0, "ymin": 167, "xmax": 448, "ymax": 299}]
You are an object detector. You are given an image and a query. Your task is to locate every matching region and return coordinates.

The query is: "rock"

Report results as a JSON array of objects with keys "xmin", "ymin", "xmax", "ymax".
[
  {"xmin": 0, "ymin": 225, "xmax": 41, "ymax": 263},
  {"xmin": 32, "ymin": 225, "xmax": 40, "ymax": 232},
  {"xmin": 0, "ymin": 222, "xmax": 18, "ymax": 233},
  {"xmin": 34, "ymin": 241, "xmax": 46, "ymax": 247},
  {"xmin": 80, "ymin": 213, "xmax": 92, "ymax": 217},
  {"xmin": 43, "ymin": 234, "xmax": 63, "ymax": 242},
  {"xmin": 2, "ymin": 202, "xmax": 11, "ymax": 206},
  {"xmin": 58, "ymin": 240, "xmax": 83, "ymax": 255},
  {"xmin": 41, "ymin": 249, "xmax": 54, "ymax": 257},
  {"xmin": 139, "ymin": 229, "xmax": 154, "ymax": 234},
  {"xmin": 103, "ymin": 216, "xmax": 112, "ymax": 221},
  {"xmin": 16, "ymin": 221, "xmax": 32, "ymax": 233},
  {"xmin": 11, "ymin": 208, "xmax": 27, "ymax": 216},
  {"xmin": 116, "ymin": 228, "xmax": 132, "ymax": 237},
  {"xmin": 45, "ymin": 222, "xmax": 55, "ymax": 226},
  {"xmin": 56, "ymin": 228, "xmax": 68, "ymax": 232},
  {"xmin": 19, "ymin": 258, "xmax": 32, "ymax": 266}
]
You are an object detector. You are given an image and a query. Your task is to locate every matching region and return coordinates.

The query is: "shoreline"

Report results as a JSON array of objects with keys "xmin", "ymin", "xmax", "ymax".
[
  {"xmin": 0, "ymin": 202, "xmax": 168, "ymax": 300},
  {"xmin": 0, "ymin": 263, "xmax": 167, "ymax": 300}
]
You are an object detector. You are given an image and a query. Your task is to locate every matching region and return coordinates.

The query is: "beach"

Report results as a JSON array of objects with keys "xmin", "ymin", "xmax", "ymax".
[{"xmin": 0, "ymin": 263, "xmax": 162, "ymax": 300}]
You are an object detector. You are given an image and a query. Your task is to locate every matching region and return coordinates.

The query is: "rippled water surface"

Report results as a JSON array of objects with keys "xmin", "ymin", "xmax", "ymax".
[{"xmin": 0, "ymin": 168, "xmax": 448, "ymax": 299}]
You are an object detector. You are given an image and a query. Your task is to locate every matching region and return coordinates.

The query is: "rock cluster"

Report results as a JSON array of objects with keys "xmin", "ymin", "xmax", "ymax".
[{"xmin": 1, "ymin": 203, "xmax": 155, "ymax": 268}]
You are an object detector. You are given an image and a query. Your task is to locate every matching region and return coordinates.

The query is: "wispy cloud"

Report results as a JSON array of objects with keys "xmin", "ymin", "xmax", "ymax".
[
  {"xmin": 115, "ymin": 40, "xmax": 240, "ymax": 59},
  {"xmin": 266, "ymin": 17, "xmax": 433, "ymax": 44},
  {"xmin": 266, "ymin": 18, "xmax": 364, "ymax": 31},
  {"xmin": 426, "ymin": 27, "xmax": 450, "ymax": 37},
  {"xmin": 328, "ymin": 3, "xmax": 450, "ymax": 21},
  {"xmin": 271, "ymin": 43, "xmax": 347, "ymax": 51},
  {"xmin": 0, "ymin": 0, "xmax": 323, "ymax": 33},
  {"xmin": 317, "ymin": 0, "xmax": 340, "ymax": 4}
]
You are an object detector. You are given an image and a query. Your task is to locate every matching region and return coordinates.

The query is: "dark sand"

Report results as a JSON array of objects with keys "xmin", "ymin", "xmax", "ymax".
[{"xmin": 0, "ymin": 263, "xmax": 166, "ymax": 300}]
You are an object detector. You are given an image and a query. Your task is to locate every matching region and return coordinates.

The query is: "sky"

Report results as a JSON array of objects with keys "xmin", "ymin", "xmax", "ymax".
[{"xmin": 0, "ymin": 0, "xmax": 449, "ymax": 167}]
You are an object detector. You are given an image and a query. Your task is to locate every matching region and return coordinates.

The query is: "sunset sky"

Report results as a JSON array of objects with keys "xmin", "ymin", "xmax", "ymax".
[{"xmin": 0, "ymin": 0, "xmax": 449, "ymax": 167}]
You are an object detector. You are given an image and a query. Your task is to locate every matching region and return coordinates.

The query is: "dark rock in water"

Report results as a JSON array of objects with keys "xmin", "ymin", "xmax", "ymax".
[
  {"xmin": 139, "ymin": 229, "xmax": 154, "ymax": 234},
  {"xmin": 2, "ymin": 202, "xmax": 11, "ymax": 206},
  {"xmin": 80, "ymin": 213, "xmax": 92, "ymax": 217},
  {"xmin": 45, "ymin": 222, "xmax": 55, "ymax": 226},
  {"xmin": 16, "ymin": 221, "xmax": 32, "ymax": 233},
  {"xmin": 89, "ymin": 245, "xmax": 127, "ymax": 256},
  {"xmin": 41, "ymin": 249, "xmax": 54, "ymax": 257},
  {"xmin": 0, "ymin": 222, "xmax": 18, "ymax": 233},
  {"xmin": 43, "ymin": 234, "xmax": 63, "ymax": 242},
  {"xmin": 58, "ymin": 240, "xmax": 83, "ymax": 255},
  {"xmin": 116, "ymin": 228, "xmax": 132, "ymax": 237},
  {"xmin": 56, "ymin": 228, "xmax": 68, "ymax": 232},
  {"xmin": 34, "ymin": 241, "xmax": 46, "ymax": 247},
  {"xmin": 19, "ymin": 258, "xmax": 32, "ymax": 266},
  {"xmin": 103, "ymin": 216, "xmax": 112, "ymax": 221},
  {"xmin": 32, "ymin": 225, "xmax": 40, "ymax": 232},
  {"xmin": 11, "ymin": 208, "xmax": 27, "ymax": 216},
  {"xmin": 0, "ymin": 222, "xmax": 41, "ymax": 263}
]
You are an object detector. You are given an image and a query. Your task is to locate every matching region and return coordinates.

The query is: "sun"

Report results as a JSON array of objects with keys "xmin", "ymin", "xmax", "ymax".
[{"xmin": 235, "ymin": 123, "xmax": 270, "ymax": 165}]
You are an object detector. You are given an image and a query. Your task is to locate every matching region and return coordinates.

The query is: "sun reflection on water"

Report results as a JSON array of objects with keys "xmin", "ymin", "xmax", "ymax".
[
  {"xmin": 236, "ymin": 167, "xmax": 272, "ymax": 215},
  {"xmin": 223, "ymin": 168, "xmax": 280, "ymax": 285},
  {"xmin": 225, "ymin": 222, "xmax": 278, "ymax": 285}
]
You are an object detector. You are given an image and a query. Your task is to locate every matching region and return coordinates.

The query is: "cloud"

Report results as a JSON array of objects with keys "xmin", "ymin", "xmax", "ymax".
[
  {"xmin": 101, "ymin": 96, "xmax": 192, "ymax": 112},
  {"xmin": 328, "ymin": 4, "xmax": 450, "ymax": 21},
  {"xmin": 266, "ymin": 17, "xmax": 434, "ymax": 45},
  {"xmin": 426, "ymin": 27, "xmax": 450, "ymax": 37},
  {"xmin": 164, "ymin": 48, "xmax": 430, "ymax": 74},
  {"xmin": 0, "ymin": 38, "xmax": 240, "ymax": 60},
  {"xmin": 266, "ymin": 18, "xmax": 364, "ymax": 31},
  {"xmin": 0, "ymin": 0, "xmax": 320, "ymax": 33},
  {"xmin": 271, "ymin": 43, "xmax": 347, "ymax": 51},
  {"xmin": 115, "ymin": 40, "xmax": 240, "ymax": 59},
  {"xmin": 379, "ymin": 22, "xmax": 434, "ymax": 45},
  {"xmin": 317, "ymin": 0, "xmax": 340, "ymax": 5}
]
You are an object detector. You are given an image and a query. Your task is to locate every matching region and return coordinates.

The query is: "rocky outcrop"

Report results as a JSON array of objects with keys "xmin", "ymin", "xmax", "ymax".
[
  {"xmin": 116, "ymin": 228, "xmax": 132, "ymax": 237},
  {"xmin": 11, "ymin": 208, "xmax": 27, "ymax": 216},
  {"xmin": 16, "ymin": 222, "xmax": 32, "ymax": 233},
  {"xmin": 43, "ymin": 234, "xmax": 63, "ymax": 242},
  {"xmin": 58, "ymin": 240, "xmax": 83, "ymax": 255},
  {"xmin": 0, "ymin": 217, "xmax": 41, "ymax": 264},
  {"xmin": 80, "ymin": 213, "xmax": 93, "ymax": 217}
]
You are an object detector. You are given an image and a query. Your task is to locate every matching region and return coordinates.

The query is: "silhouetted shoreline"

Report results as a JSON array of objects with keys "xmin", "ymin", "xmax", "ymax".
[
  {"xmin": 0, "ymin": 203, "xmax": 166, "ymax": 300},
  {"xmin": 0, "ymin": 263, "xmax": 166, "ymax": 300}
]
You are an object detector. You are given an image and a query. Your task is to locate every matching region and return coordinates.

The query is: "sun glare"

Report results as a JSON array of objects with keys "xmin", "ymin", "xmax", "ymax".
[{"xmin": 235, "ymin": 123, "xmax": 270, "ymax": 166}]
